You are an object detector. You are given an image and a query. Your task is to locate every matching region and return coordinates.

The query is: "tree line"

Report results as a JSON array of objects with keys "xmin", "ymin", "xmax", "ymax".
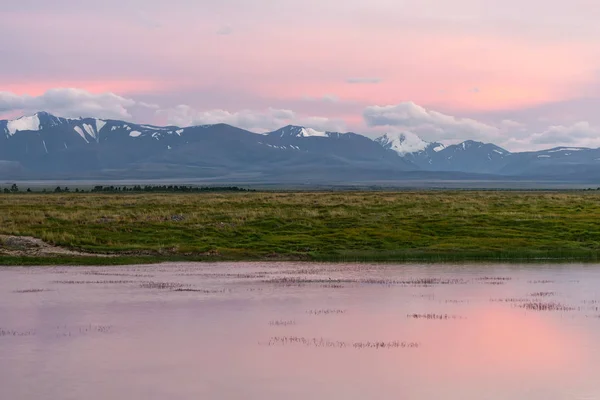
[{"xmin": 2, "ymin": 184, "xmax": 255, "ymax": 193}]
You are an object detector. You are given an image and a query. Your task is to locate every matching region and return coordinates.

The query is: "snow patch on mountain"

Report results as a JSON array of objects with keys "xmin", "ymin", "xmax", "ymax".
[
  {"xmin": 433, "ymin": 144, "xmax": 445, "ymax": 152},
  {"xmin": 275, "ymin": 125, "xmax": 329, "ymax": 138},
  {"xmin": 459, "ymin": 141, "xmax": 483, "ymax": 150},
  {"xmin": 142, "ymin": 124, "xmax": 168, "ymax": 130},
  {"xmin": 129, "ymin": 131, "xmax": 142, "ymax": 138},
  {"xmin": 73, "ymin": 127, "xmax": 90, "ymax": 143},
  {"xmin": 7, "ymin": 115, "xmax": 41, "ymax": 135},
  {"xmin": 95, "ymin": 119, "xmax": 107, "ymax": 133},
  {"xmin": 300, "ymin": 127, "xmax": 327, "ymax": 137},
  {"xmin": 82, "ymin": 123, "xmax": 96, "ymax": 140},
  {"xmin": 375, "ymin": 132, "xmax": 429, "ymax": 155},
  {"xmin": 548, "ymin": 147, "xmax": 586, "ymax": 153}
]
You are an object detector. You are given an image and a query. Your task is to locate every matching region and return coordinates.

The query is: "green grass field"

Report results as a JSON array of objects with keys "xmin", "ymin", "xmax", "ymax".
[{"xmin": 2, "ymin": 191, "xmax": 600, "ymax": 265}]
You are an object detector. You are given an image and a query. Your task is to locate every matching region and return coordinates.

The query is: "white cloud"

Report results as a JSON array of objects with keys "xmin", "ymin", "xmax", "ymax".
[
  {"xmin": 138, "ymin": 102, "xmax": 160, "ymax": 109},
  {"xmin": 0, "ymin": 88, "xmax": 138, "ymax": 119},
  {"xmin": 346, "ymin": 77, "xmax": 381, "ymax": 84},
  {"xmin": 268, "ymin": 108, "xmax": 295, "ymax": 120},
  {"xmin": 501, "ymin": 119, "xmax": 525, "ymax": 128},
  {"xmin": 0, "ymin": 92, "xmax": 26, "ymax": 111},
  {"xmin": 294, "ymin": 116, "xmax": 346, "ymax": 132},
  {"xmin": 3, "ymin": 89, "xmax": 598, "ymax": 152},
  {"xmin": 322, "ymin": 94, "xmax": 340, "ymax": 103},
  {"xmin": 362, "ymin": 101, "xmax": 600, "ymax": 151},
  {"xmin": 158, "ymin": 105, "xmax": 346, "ymax": 133},
  {"xmin": 529, "ymin": 121, "xmax": 600, "ymax": 148},
  {"xmin": 363, "ymin": 101, "xmax": 499, "ymax": 141},
  {"xmin": 489, "ymin": 121, "xmax": 600, "ymax": 152}
]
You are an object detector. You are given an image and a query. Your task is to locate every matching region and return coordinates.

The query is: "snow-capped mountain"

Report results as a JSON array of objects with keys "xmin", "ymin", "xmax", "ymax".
[
  {"xmin": 0, "ymin": 113, "xmax": 413, "ymax": 179},
  {"xmin": 262, "ymin": 125, "xmax": 410, "ymax": 167},
  {"xmin": 2, "ymin": 112, "xmax": 600, "ymax": 181},
  {"xmin": 428, "ymin": 140, "xmax": 511, "ymax": 173},
  {"xmin": 374, "ymin": 132, "xmax": 510, "ymax": 173},
  {"xmin": 375, "ymin": 132, "xmax": 432, "ymax": 155},
  {"xmin": 375, "ymin": 132, "xmax": 449, "ymax": 169},
  {"xmin": 2, "ymin": 112, "xmax": 113, "ymax": 147},
  {"xmin": 271, "ymin": 125, "xmax": 330, "ymax": 138}
]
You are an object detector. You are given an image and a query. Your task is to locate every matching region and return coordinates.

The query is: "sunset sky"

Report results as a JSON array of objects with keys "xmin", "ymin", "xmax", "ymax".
[{"xmin": 2, "ymin": 0, "xmax": 600, "ymax": 150}]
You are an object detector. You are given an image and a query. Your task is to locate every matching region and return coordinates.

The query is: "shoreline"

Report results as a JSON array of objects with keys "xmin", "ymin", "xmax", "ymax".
[
  {"xmin": 3, "ymin": 257, "xmax": 600, "ymax": 266},
  {"xmin": 3, "ymin": 248, "xmax": 600, "ymax": 266}
]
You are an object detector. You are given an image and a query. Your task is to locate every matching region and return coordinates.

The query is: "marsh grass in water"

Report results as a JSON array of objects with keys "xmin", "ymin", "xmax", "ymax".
[
  {"xmin": 264, "ymin": 336, "xmax": 420, "ymax": 349},
  {"xmin": 262, "ymin": 277, "xmax": 469, "ymax": 287},
  {"xmin": 583, "ymin": 300, "xmax": 599, "ymax": 305},
  {"xmin": 476, "ymin": 277, "xmax": 512, "ymax": 281},
  {"xmin": 139, "ymin": 282, "xmax": 189, "ymax": 290},
  {"xmin": 1, "ymin": 324, "xmax": 113, "ymax": 339},
  {"xmin": 407, "ymin": 314, "xmax": 466, "ymax": 320},
  {"xmin": 269, "ymin": 320, "xmax": 296, "ymax": 326},
  {"xmin": 520, "ymin": 302, "xmax": 576, "ymax": 311},
  {"xmin": 172, "ymin": 288, "xmax": 230, "ymax": 293},
  {"xmin": 307, "ymin": 309, "xmax": 346, "ymax": 315},
  {"xmin": 0, "ymin": 329, "xmax": 35, "ymax": 337},
  {"xmin": 490, "ymin": 298, "xmax": 531, "ymax": 303},
  {"xmin": 53, "ymin": 280, "xmax": 138, "ymax": 285},
  {"xmin": 530, "ymin": 291, "xmax": 556, "ymax": 297},
  {"xmin": 443, "ymin": 299, "xmax": 471, "ymax": 304},
  {"xmin": 81, "ymin": 271, "xmax": 155, "ymax": 278}
]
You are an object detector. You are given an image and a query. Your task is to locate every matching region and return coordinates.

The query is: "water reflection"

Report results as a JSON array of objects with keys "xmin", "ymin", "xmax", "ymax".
[{"xmin": 1, "ymin": 263, "xmax": 599, "ymax": 399}]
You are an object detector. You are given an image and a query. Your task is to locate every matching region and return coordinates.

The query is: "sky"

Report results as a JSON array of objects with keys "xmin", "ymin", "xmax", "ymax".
[{"xmin": 1, "ymin": 0, "xmax": 600, "ymax": 151}]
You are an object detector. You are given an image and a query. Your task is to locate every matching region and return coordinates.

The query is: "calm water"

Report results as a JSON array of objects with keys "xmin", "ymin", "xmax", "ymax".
[{"xmin": 1, "ymin": 262, "xmax": 600, "ymax": 399}]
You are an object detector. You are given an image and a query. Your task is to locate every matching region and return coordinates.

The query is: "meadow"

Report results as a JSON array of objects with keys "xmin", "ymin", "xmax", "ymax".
[{"xmin": 2, "ymin": 190, "xmax": 600, "ymax": 264}]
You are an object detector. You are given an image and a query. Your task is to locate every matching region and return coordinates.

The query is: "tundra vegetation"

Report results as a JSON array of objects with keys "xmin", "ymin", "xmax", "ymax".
[{"xmin": 2, "ymin": 190, "xmax": 600, "ymax": 265}]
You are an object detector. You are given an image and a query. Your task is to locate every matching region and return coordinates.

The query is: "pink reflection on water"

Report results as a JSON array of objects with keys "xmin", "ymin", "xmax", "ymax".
[{"xmin": 1, "ymin": 264, "xmax": 600, "ymax": 400}]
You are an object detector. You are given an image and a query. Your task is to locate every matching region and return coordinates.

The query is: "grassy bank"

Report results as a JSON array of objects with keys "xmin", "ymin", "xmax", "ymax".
[{"xmin": 2, "ymin": 191, "xmax": 600, "ymax": 265}]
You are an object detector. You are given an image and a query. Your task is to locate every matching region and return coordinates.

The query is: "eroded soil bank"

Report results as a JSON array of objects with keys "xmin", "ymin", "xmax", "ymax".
[{"xmin": 0, "ymin": 235, "xmax": 112, "ymax": 258}]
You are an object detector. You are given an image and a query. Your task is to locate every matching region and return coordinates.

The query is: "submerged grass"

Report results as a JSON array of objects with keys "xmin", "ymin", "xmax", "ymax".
[{"xmin": 2, "ymin": 191, "xmax": 600, "ymax": 265}]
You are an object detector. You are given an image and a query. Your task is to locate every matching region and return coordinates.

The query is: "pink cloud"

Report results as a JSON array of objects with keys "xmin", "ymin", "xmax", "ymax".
[
  {"xmin": 2, "ymin": 0, "xmax": 599, "ymax": 125},
  {"xmin": 0, "ymin": 81, "xmax": 167, "ymax": 97}
]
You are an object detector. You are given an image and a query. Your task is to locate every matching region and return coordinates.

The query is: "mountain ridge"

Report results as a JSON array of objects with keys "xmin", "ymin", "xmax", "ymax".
[{"xmin": 2, "ymin": 112, "xmax": 600, "ymax": 182}]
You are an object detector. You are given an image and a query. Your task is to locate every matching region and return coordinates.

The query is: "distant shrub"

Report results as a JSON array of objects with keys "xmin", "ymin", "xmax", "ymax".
[{"xmin": 89, "ymin": 185, "xmax": 255, "ymax": 193}]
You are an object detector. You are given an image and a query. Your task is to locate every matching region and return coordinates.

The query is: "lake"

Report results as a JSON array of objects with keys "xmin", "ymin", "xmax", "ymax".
[{"xmin": 1, "ymin": 262, "xmax": 600, "ymax": 399}]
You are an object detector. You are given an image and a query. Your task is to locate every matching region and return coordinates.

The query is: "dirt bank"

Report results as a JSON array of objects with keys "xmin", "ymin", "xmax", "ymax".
[{"xmin": 0, "ymin": 235, "xmax": 111, "ymax": 258}]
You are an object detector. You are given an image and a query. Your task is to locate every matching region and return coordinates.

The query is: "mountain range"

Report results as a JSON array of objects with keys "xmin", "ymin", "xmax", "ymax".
[{"xmin": 1, "ymin": 112, "xmax": 600, "ymax": 183}]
